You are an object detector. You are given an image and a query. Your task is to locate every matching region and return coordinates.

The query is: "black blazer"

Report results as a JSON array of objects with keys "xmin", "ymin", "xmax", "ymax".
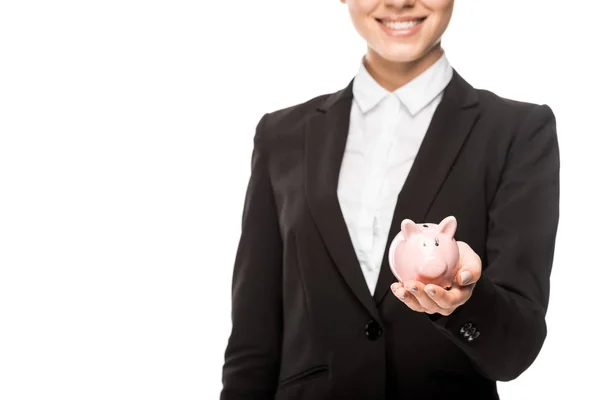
[{"xmin": 220, "ymin": 70, "xmax": 560, "ymax": 400}]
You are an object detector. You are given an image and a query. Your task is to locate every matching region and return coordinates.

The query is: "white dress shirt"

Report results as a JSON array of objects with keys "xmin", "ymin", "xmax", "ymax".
[{"xmin": 337, "ymin": 53, "xmax": 454, "ymax": 295}]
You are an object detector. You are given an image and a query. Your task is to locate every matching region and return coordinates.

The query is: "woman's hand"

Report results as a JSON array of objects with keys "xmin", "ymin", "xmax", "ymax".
[{"xmin": 390, "ymin": 241, "xmax": 482, "ymax": 316}]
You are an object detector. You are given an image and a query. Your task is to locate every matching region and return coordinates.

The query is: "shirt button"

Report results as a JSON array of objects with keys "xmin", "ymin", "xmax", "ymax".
[{"xmin": 365, "ymin": 320, "xmax": 383, "ymax": 341}]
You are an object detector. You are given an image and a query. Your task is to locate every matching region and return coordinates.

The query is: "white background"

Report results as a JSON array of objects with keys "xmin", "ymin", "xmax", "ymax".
[{"xmin": 0, "ymin": 1, "xmax": 597, "ymax": 399}]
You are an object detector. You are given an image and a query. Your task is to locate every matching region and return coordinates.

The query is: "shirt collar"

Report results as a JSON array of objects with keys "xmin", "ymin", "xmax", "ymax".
[{"xmin": 352, "ymin": 53, "xmax": 454, "ymax": 117}]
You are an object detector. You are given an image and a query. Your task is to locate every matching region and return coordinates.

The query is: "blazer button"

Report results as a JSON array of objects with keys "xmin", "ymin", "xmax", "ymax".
[
  {"xmin": 467, "ymin": 331, "xmax": 480, "ymax": 342},
  {"xmin": 459, "ymin": 322, "xmax": 473, "ymax": 334},
  {"xmin": 365, "ymin": 320, "xmax": 382, "ymax": 341},
  {"xmin": 459, "ymin": 322, "xmax": 480, "ymax": 342}
]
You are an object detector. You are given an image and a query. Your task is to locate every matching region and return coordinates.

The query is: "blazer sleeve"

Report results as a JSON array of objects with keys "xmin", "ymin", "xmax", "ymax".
[
  {"xmin": 221, "ymin": 113, "xmax": 283, "ymax": 399},
  {"xmin": 429, "ymin": 104, "xmax": 560, "ymax": 381}
]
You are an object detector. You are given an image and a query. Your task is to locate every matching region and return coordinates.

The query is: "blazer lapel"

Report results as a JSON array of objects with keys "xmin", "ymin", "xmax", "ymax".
[
  {"xmin": 304, "ymin": 80, "xmax": 382, "ymax": 323},
  {"xmin": 304, "ymin": 71, "xmax": 481, "ymax": 318},
  {"xmin": 372, "ymin": 71, "xmax": 481, "ymax": 304}
]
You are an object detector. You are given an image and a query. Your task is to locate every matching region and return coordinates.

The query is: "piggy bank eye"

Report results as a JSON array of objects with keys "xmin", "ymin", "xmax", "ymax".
[{"xmin": 434, "ymin": 238, "xmax": 439, "ymax": 246}]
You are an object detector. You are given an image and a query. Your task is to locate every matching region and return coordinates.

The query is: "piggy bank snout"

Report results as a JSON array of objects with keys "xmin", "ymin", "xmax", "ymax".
[{"xmin": 420, "ymin": 257, "xmax": 448, "ymax": 279}]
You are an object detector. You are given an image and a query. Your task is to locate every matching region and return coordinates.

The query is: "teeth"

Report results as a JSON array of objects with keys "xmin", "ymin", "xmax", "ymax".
[{"xmin": 382, "ymin": 19, "xmax": 421, "ymax": 30}]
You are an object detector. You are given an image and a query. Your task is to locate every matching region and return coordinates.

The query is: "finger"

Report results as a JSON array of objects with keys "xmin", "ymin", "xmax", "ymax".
[
  {"xmin": 391, "ymin": 284, "xmax": 425, "ymax": 312},
  {"xmin": 400, "ymin": 292, "xmax": 427, "ymax": 312},
  {"xmin": 456, "ymin": 241, "xmax": 482, "ymax": 286},
  {"xmin": 424, "ymin": 283, "xmax": 469, "ymax": 309},
  {"xmin": 391, "ymin": 285, "xmax": 409, "ymax": 301},
  {"xmin": 391, "ymin": 283, "xmax": 408, "ymax": 300},
  {"xmin": 403, "ymin": 280, "xmax": 440, "ymax": 313}
]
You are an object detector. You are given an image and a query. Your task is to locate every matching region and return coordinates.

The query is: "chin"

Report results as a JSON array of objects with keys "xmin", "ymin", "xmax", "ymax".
[{"xmin": 374, "ymin": 44, "xmax": 429, "ymax": 64}]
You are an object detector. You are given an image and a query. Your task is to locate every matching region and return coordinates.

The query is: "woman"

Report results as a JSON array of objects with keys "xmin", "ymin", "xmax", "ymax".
[{"xmin": 220, "ymin": 1, "xmax": 560, "ymax": 399}]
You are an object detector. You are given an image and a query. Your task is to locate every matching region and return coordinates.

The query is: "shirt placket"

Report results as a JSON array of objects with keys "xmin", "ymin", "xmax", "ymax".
[{"xmin": 359, "ymin": 95, "xmax": 399, "ymax": 275}]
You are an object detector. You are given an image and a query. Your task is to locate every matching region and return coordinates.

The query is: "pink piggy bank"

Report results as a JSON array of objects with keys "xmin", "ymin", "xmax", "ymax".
[{"xmin": 388, "ymin": 216, "xmax": 460, "ymax": 290}]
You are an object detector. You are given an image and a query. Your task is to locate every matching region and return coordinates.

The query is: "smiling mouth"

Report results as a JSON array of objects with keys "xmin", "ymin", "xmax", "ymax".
[{"xmin": 375, "ymin": 17, "xmax": 426, "ymax": 31}]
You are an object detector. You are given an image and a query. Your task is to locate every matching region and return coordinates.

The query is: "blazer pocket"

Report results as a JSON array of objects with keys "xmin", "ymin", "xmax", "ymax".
[{"xmin": 278, "ymin": 364, "xmax": 329, "ymax": 389}]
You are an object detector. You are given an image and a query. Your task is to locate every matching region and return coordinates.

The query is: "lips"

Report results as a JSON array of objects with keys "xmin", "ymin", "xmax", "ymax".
[
  {"xmin": 379, "ymin": 18, "xmax": 425, "ymax": 30},
  {"xmin": 375, "ymin": 16, "xmax": 427, "ymax": 37}
]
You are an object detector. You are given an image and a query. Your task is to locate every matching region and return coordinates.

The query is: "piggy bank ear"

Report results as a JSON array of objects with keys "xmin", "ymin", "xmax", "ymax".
[
  {"xmin": 438, "ymin": 216, "xmax": 457, "ymax": 237},
  {"xmin": 401, "ymin": 219, "xmax": 419, "ymax": 238}
]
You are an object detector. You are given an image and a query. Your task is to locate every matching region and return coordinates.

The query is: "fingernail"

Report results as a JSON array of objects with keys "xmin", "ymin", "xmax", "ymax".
[
  {"xmin": 399, "ymin": 292, "xmax": 408, "ymax": 300},
  {"xmin": 409, "ymin": 286, "xmax": 417, "ymax": 292},
  {"xmin": 425, "ymin": 288, "xmax": 435, "ymax": 296},
  {"xmin": 461, "ymin": 271, "xmax": 472, "ymax": 285}
]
